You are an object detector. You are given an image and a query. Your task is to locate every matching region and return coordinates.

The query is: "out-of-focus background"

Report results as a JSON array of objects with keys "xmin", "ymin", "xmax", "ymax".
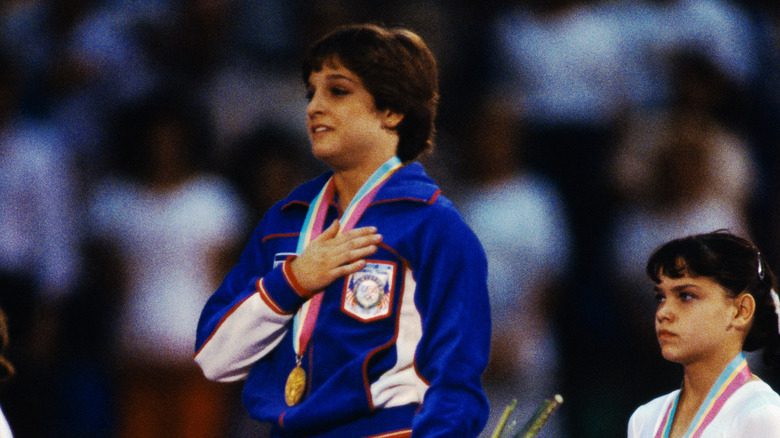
[{"xmin": 1, "ymin": 0, "xmax": 779, "ymax": 437}]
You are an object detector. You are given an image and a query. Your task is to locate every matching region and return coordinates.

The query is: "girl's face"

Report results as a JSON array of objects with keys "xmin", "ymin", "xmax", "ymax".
[
  {"xmin": 305, "ymin": 59, "xmax": 398, "ymax": 171},
  {"xmin": 654, "ymin": 272, "xmax": 739, "ymax": 366}
]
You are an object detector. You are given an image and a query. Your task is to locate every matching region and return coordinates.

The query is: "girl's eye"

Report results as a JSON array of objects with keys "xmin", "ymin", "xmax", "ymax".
[
  {"xmin": 654, "ymin": 293, "xmax": 665, "ymax": 304},
  {"xmin": 305, "ymin": 89, "xmax": 314, "ymax": 101},
  {"xmin": 330, "ymin": 86, "xmax": 348, "ymax": 96},
  {"xmin": 679, "ymin": 292, "xmax": 694, "ymax": 301}
]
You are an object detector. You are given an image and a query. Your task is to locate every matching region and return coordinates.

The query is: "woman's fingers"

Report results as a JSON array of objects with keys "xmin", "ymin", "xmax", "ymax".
[
  {"xmin": 325, "ymin": 231, "xmax": 381, "ymax": 269},
  {"xmin": 330, "ymin": 259, "xmax": 369, "ymax": 280},
  {"xmin": 342, "ymin": 231, "xmax": 382, "ymax": 253},
  {"xmin": 290, "ymin": 225, "xmax": 382, "ymax": 295},
  {"xmin": 336, "ymin": 225, "xmax": 377, "ymax": 242},
  {"xmin": 319, "ymin": 219, "xmax": 341, "ymax": 239}
]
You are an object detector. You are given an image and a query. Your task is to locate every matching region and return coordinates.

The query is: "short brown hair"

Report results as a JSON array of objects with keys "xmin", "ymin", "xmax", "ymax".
[{"xmin": 302, "ymin": 23, "xmax": 439, "ymax": 162}]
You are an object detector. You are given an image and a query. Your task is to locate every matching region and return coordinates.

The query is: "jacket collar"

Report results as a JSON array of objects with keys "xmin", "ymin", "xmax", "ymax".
[{"xmin": 281, "ymin": 162, "xmax": 440, "ymax": 211}]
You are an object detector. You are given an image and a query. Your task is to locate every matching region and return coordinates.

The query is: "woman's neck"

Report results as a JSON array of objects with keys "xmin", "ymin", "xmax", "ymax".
[
  {"xmin": 333, "ymin": 169, "xmax": 366, "ymax": 212},
  {"xmin": 331, "ymin": 153, "xmax": 396, "ymax": 211}
]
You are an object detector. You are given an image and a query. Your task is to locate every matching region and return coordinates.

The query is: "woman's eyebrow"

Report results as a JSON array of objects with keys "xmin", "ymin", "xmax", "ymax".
[{"xmin": 325, "ymin": 73, "xmax": 357, "ymax": 83}]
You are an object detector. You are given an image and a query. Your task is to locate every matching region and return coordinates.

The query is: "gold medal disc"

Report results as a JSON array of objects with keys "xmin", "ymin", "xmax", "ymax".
[{"xmin": 284, "ymin": 365, "xmax": 307, "ymax": 406}]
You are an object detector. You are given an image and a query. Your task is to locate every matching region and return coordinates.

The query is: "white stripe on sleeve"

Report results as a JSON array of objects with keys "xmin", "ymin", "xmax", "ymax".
[{"xmin": 195, "ymin": 291, "xmax": 292, "ymax": 382}]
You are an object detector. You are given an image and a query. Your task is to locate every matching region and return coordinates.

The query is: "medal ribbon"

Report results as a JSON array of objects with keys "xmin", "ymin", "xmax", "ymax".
[
  {"xmin": 654, "ymin": 352, "xmax": 752, "ymax": 438},
  {"xmin": 291, "ymin": 156, "xmax": 402, "ymax": 360}
]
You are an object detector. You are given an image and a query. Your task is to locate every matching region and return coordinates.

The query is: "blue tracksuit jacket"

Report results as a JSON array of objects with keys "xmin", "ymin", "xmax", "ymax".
[{"xmin": 195, "ymin": 162, "xmax": 491, "ymax": 437}]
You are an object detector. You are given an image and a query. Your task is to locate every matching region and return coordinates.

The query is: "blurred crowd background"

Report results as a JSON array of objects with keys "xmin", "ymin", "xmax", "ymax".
[{"xmin": 2, "ymin": 0, "xmax": 780, "ymax": 437}]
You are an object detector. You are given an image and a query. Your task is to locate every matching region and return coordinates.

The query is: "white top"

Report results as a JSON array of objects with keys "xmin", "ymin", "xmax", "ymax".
[
  {"xmin": 492, "ymin": 4, "xmax": 627, "ymax": 125},
  {"xmin": 628, "ymin": 379, "xmax": 780, "ymax": 437},
  {"xmin": 0, "ymin": 405, "xmax": 12, "ymax": 438},
  {"xmin": 0, "ymin": 119, "xmax": 80, "ymax": 299}
]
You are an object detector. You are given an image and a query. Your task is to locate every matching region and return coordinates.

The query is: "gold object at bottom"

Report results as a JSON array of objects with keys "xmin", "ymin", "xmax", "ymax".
[
  {"xmin": 285, "ymin": 365, "xmax": 307, "ymax": 406},
  {"xmin": 490, "ymin": 394, "xmax": 564, "ymax": 438},
  {"xmin": 519, "ymin": 394, "xmax": 564, "ymax": 438}
]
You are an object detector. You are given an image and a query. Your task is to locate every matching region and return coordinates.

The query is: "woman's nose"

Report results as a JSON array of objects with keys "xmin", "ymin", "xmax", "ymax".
[{"xmin": 307, "ymin": 91, "xmax": 323, "ymax": 119}]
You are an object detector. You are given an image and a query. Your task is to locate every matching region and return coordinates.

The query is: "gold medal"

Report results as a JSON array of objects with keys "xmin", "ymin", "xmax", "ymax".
[
  {"xmin": 284, "ymin": 159, "xmax": 400, "ymax": 408},
  {"xmin": 284, "ymin": 365, "xmax": 306, "ymax": 406}
]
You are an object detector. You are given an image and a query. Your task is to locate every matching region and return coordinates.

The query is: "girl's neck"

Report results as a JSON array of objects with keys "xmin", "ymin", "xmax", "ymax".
[{"xmin": 680, "ymin": 349, "xmax": 742, "ymax": 401}]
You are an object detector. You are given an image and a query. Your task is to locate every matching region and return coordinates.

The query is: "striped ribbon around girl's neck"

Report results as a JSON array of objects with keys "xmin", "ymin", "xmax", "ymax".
[{"xmin": 655, "ymin": 352, "xmax": 752, "ymax": 438}]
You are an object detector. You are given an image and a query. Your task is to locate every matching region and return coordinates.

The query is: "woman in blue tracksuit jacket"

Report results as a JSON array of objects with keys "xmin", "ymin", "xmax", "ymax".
[{"xmin": 195, "ymin": 23, "xmax": 491, "ymax": 437}]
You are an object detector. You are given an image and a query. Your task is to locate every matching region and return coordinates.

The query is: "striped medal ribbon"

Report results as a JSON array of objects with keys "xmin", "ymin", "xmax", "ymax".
[
  {"xmin": 284, "ymin": 156, "xmax": 402, "ymax": 406},
  {"xmin": 654, "ymin": 352, "xmax": 752, "ymax": 438}
]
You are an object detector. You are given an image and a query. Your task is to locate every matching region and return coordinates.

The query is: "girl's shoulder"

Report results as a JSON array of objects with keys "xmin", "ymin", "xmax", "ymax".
[
  {"xmin": 733, "ymin": 379, "xmax": 780, "ymax": 408},
  {"xmin": 725, "ymin": 380, "xmax": 780, "ymax": 433},
  {"xmin": 632, "ymin": 389, "xmax": 679, "ymax": 417},
  {"xmin": 628, "ymin": 390, "xmax": 679, "ymax": 438}
]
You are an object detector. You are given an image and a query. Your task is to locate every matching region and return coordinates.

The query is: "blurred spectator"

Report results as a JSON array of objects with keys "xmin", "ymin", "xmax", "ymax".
[
  {"xmin": 202, "ymin": 56, "xmax": 306, "ymax": 156},
  {"xmin": 32, "ymin": 1, "xmax": 161, "ymax": 161},
  {"xmin": 454, "ymin": 96, "xmax": 572, "ymax": 437},
  {"xmin": 492, "ymin": 0, "xmax": 629, "ymax": 126},
  {"xmin": 604, "ymin": 106, "xmax": 756, "ymax": 432},
  {"xmin": 656, "ymin": 0, "xmax": 759, "ymax": 90},
  {"xmin": 45, "ymin": 238, "xmax": 124, "ymax": 437},
  {"xmin": 221, "ymin": 124, "xmax": 319, "ymax": 223},
  {"xmin": 601, "ymin": 0, "xmax": 754, "ymax": 111},
  {"xmin": 665, "ymin": 49, "xmax": 751, "ymax": 134},
  {"xmin": 739, "ymin": 3, "xmax": 780, "ymax": 267},
  {"xmin": 0, "ymin": 49, "xmax": 80, "ymax": 305},
  {"xmin": 489, "ymin": 3, "xmax": 627, "ymax": 434},
  {"xmin": 610, "ymin": 110, "xmax": 754, "ymax": 284},
  {"xmin": 488, "ymin": 0, "xmax": 624, "ymax": 299},
  {"xmin": 87, "ymin": 89, "xmax": 249, "ymax": 438},
  {"xmin": 0, "ymin": 47, "xmax": 83, "ymax": 437}
]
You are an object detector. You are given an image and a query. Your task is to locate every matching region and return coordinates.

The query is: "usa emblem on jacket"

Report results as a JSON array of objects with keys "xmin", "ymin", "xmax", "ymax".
[{"xmin": 343, "ymin": 261, "xmax": 395, "ymax": 321}]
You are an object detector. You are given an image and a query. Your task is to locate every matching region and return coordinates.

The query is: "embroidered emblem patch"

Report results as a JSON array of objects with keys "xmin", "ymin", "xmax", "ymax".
[{"xmin": 342, "ymin": 261, "xmax": 395, "ymax": 321}]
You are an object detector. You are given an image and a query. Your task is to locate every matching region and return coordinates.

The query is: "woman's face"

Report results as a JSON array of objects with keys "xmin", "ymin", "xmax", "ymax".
[
  {"xmin": 305, "ymin": 59, "xmax": 397, "ymax": 171},
  {"xmin": 654, "ymin": 272, "xmax": 738, "ymax": 366}
]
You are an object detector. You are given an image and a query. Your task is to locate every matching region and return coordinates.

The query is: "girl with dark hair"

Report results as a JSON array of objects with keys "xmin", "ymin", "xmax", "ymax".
[
  {"xmin": 194, "ymin": 23, "xmax": 490, "ymax": 436},
  {"xmin": 628, "ymin": 230, "xmax": 780, "ymax": 437}
]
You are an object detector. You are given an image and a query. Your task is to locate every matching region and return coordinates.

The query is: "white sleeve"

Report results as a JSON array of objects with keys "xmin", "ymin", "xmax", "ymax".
[
  {"xmin": 737, "ymin": 403, "xmax": 780, "ymax": 436},
  {"xmin": 627, "ymin": 409, "xmax": 642, "ymax": 438},
  {"xmin": 194, "ymin": 282, "xmax": 293, "ymax": 382},
  {"xmin": 0, "ymin": 405, "xmax": 13, "ymax": 438}
]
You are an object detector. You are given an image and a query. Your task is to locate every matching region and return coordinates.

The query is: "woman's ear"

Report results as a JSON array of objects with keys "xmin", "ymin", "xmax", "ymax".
[
  {"xmin": 382, "ymin": 110, "xmax": 404, "ymax": 130},
  {"xmin": 732, "ymin": 292, "xmax": 756, "ymax": 331}
]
